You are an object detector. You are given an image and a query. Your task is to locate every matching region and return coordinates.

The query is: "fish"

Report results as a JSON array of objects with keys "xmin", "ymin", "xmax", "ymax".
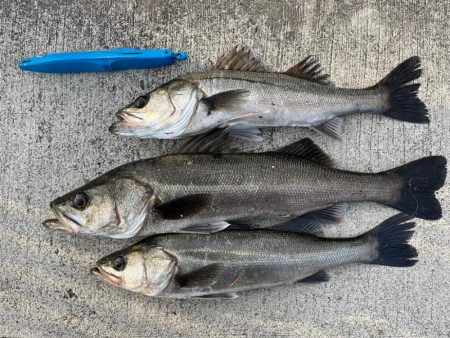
[
  {"xmin": 90, "ymin": 214, "xmax": 418, "ymax": 299},
  {"xmin": 109, "ymin": 46, "xmax": 429, "ymax": 141},
  {"xmin": 43, "ymin": 130, "xmax": 447, "ymax": 239}
]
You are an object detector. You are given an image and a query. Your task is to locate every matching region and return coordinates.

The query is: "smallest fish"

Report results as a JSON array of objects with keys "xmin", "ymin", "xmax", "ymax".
[{"xmin": 91, "ymin": 214, "xmax": 417, "ymax": 299}]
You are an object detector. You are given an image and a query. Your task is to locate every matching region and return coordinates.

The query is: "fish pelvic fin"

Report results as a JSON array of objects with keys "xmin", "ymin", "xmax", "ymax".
[
  {"xmin": 296, "ymin": 270, "xmax": 330, "ymax": 284},
  {"xmin": 365, "ymin": 213, "xmax": 417, "ymax": 267},
  {"xmin": 373, "ymin": 56, "xmax": 429, "ymax": 123},
  {"xmin": 283, "ymin": 55, "xmax": 331, "ymax": 85},
  {"xmin": 385, "ymin": 156, "xmax": 446, "ymax": 220},
  {"xmin": 178, "ymin": 128, "xmax": 236, "ymax": 153},
  {"xmin": 180, "ymin": 221, "xmax": 231, "ymax": 234},
  {"xmin": 192, "ymin": 293, "xmax": 238, "ymax": 299},
  {"xmin": 225, "ymin": 125, "xmax": 263, "ymax": 142}
]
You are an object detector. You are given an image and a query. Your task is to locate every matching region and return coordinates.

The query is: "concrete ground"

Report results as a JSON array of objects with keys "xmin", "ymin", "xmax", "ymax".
[{"xmin": 0, "ymin": 0, "xmax": 449, "ymax": 337}]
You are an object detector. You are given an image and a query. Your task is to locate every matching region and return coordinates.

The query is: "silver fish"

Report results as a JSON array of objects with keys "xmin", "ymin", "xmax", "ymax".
[
  {"xmin": 43, "ymin": 131, "xmax": 446, "ymax": 238},
  {"xmin": 110, "ymin": 46, "xmax": 428, "ymax": 140},
  {"xmin": 90, "ymin": 214, "xmax": 417, "ymax": 299}
]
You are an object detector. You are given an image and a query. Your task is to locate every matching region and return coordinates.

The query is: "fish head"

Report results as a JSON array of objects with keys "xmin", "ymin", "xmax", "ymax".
[
  {"xmin": 91, "ymin": 244, "xmax": 177, "ymax": 296},
  {"xmin": 110, "ymin": 79, "xmax": 203, "ymax": 139},
  {"xmin": 44, "ymin": 177, "xmax": 155, "ymax": 238}
]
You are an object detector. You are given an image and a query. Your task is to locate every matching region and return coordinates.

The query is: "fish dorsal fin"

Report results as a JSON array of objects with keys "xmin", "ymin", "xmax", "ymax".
[
  {"xmin": 154, "ymin": 194, "xmax": 212, "ymax": 220},
  {"xmin": 213, "ymin": 45, "xmax": 267, "ymax": 72},
  {"xmin": 176, "ymin": 263, "xmax": 224, "ymax": 288},
  {"xmin": 274, "ymin": 138, "xmax": 333, "ymax": 167},
  {"xmin": 283, "ymin": 55, "xmax": 331, "ymax": 85},
  {"xmin": 178, "ymin": 128, "xmax": 236, "ymax": 153}
]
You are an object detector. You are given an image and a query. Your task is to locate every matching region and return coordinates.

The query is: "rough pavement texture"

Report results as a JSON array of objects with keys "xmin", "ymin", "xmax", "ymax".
[{"xmin": 0, "ymin": 0, "xmax": 449, "ymax": 337}]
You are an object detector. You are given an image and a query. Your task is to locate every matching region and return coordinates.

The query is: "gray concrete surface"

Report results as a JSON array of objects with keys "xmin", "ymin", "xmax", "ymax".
[{"xmin": 0, "ymin": 0, "xmax": 449, "ymax": 337}]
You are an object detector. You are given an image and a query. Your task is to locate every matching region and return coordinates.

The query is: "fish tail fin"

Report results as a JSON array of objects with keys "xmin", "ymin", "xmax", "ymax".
[
  {"xmin": 364, "ymin": 213, "xmax": 417, "ymax": 267},
  {"xmin": 374, "ymin": 56, "xmax": 429, "ymax": 123},
  {"xmin": 385, "ymin": 156, "xmax": 446, "ymax": 220}
]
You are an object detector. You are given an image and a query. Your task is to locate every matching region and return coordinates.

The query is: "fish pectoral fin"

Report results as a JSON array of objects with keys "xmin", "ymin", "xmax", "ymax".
[
  {"xmin": 312, "ymin": 116, "xmax": 344, "ymax": 139},
  {"xmin": 297, "ymin": 270, "xmax": 330, "ymax": 284},
  {"xmin": 225, "ymin": 125, "xmax": 263, "ymax": 141},
  {"xmin": 192, "ymin": 293, "xmax": 238, "ymax": 299},
  {"xmin": 270, "ymin": 204, "xmax": 347, "ymax": 236},
  {"xmin": 178, "ymin": 128, "xmax": 236, "ymax": 153},
  {"xmin": 272, "ymin": 138, "xmax": 334, "ymax": 167},
  {"xmin": 180, "ymin": 221, "xmax": 231, "ymax": 234},
  {"xmin": 212, "ymin": 45, "xmax": 267, "ymax": 72},
  {"xmin": 154, "ymin": 194, "xmax": 212, "ymax": 220},
  {"xmin": 176, "ymin": 263, "xmax": 225, "ymax": 288},
  {"xmin": 283, "ymin": 55, "xmax": 332, "ymax": 85},
  {"xmin": 202, "ymin": 89, "xmax": 250, "ymax": 112}
]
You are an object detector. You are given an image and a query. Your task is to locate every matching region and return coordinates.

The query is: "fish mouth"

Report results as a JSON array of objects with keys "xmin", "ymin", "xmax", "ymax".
[
  {"xmin": 115, "ymin": 110, "xmax": 144, "ymax": 126},
  {"xmin": 109, "ymin": 111, "xmax": 145, "ymax": 136},
  {"xmin": 45, "ymin": 204, "xmax": 81, "ymax": 234},
  {"xmin": 90, "ymin": 266, "xmax": 123, "ymax": 286}
]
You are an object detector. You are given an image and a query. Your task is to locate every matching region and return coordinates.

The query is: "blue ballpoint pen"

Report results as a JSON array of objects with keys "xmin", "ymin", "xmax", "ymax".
[{"xmin": 18, "ymin": 48, "xmax": 188, "ymax": 73}]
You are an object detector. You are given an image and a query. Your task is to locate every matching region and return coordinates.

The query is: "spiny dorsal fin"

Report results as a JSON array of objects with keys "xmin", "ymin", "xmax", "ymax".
[
  {"xmin": 283, "ymin": 55, "xmax": 331, "ymax": 85},
  {"xmin": 213, "ymin": 45, "xmax": 267, "ymax": 72},
  {"xmin": 274, "ymin": 138, "xmax": 333, "ymax": 167},
  {"xmin": 178, "ymin": 128, "xmax": 236, "ymax": 153}
]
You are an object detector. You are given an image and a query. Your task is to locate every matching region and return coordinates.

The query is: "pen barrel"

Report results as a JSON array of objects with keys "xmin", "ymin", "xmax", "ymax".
[{"xmin": 18, "ymin": 48, "xmax": 187, "ymax": 73}]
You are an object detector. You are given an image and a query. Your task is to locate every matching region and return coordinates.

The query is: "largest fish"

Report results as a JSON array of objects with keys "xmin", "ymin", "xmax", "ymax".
[
  {"xmin": 43, "ymin": 131, "xmax": 446, "ymax": 239},
  {"xmin": 110, "ymin": 46, "xmax": 428, "ymax": 140}
]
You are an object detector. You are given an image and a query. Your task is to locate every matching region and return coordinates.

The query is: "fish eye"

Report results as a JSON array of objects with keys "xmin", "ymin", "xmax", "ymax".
[
  {"xmin": 113, "ymin": 256, "xmax": 127, "ymax": 271},
  {"xmin": 134, "ymin": 96, "xmax": 148, "ymax": 109},
  {"xmin": 72, "ymin": 192, "xmax": 90, "ymax": 210}
]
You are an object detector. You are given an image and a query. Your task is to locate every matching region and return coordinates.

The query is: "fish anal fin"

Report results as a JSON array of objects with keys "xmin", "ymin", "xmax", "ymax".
[
  {"xmin": 213, "ymin": 45, "xmax": 266, "ymax": 72},
  {"xmin": 283, "ymin": 55, "xmax": 331, "ymax": 85},
  {"xmin": 274, "ymin": 138, "xmax": 333, "ymax": 167},
  {"xmin": 180, "ymin": 221, "xmax": 231, "ymax": 234},
  {"xmin": 154, "ymin": 194, "xmax": 211, "ymax": 220},
  {"xmin": 297, "ymin": 270, "xmax": 330, "ymax": 284},
  {"xmin": 312, "ymin": 116, "xmax": 344, "ymax": 139},
  {"xmin": 271, "ymin": 204, "xmax": 347, "ymax": 235},
  {"xmin": 202, "ymin": 89, "xmax": 249, "ymax": 112},
  {"xmin": 176, "ymin": 264, "xmax": 224, "ymax": 288}
]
